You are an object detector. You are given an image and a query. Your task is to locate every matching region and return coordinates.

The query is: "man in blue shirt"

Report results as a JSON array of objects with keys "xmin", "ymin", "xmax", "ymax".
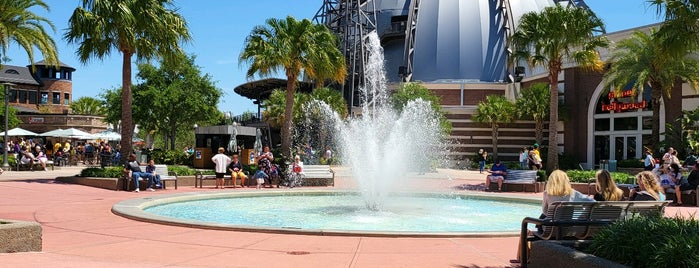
[{"xmin": 486, "ymin": 159, "xmax": 508, "ymax": 191}]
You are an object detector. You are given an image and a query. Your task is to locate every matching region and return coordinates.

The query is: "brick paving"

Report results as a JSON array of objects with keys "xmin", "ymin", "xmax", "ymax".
[{"xmin": 0, "ymin": 166, "xmax": 696, "ymax": 267}]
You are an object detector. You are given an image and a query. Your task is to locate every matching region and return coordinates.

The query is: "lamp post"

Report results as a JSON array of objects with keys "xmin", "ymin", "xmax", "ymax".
[{"xmin": 1, "ymin": 82, "xmax": 13, "ymax": 170}]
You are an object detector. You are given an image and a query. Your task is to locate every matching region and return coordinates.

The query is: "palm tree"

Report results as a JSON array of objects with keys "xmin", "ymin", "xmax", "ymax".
[
  {"xmin": 512, "ymin": 4, "xmax": 608, "ymax": 172},
  {"xmin": 472, "ymin": 95, "xmax": 517, "ymax": 160},
  {"xmin": 516, "ymin": 83, "xmax": 550, "ymax": 145},
  {"xmin": 0, "ymin": 0, "xmax": 58, "ymax": 67},
  {"xmin": 651, "ymin": 0, "xmax": 699, "ymax": 56},
  {"xmin": 65, "ymin": 0, "xmax": 190, "ymax": 161},
  {"xmin": 240, "ymin": 16, "xmax": 346, "ymax": 157},
  {"xmin": 70, "ymin": 96, "xmax": 106, "ymax": 116},
  {"xmin": 605, "ymin": 29, "xmax": 699, "ymax": 150}
]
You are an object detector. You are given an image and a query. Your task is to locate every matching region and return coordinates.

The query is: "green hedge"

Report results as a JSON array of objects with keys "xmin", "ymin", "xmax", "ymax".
[
  {"xmin": 565, "ymin": 170, "xmax": 632, "ymax": 183},
  {"xmin": 80, "ymin": 167, "xmax": 124, "ymax": 178},
  {"xmin": 150, "ymin": 150, "xmax": 193, "ymax": 165},
  {"xmin": 587, "ymin": 216, "xmax": 699, "ymax": 268}
]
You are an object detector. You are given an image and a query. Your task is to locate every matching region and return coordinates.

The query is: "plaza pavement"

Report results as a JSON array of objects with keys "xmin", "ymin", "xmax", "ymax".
[{"xmin": 0, "ymin": 166, "xmax": 696, "ymax": 268}]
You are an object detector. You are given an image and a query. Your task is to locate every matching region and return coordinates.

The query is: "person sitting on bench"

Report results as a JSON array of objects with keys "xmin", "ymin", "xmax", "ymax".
[
  {"xmin": 485, "ymin": 159, "xmax": 507, "ymax": 191},
  {"xmin": 228, "ymin": 154, "xmax": 247, "ymax": 188}
]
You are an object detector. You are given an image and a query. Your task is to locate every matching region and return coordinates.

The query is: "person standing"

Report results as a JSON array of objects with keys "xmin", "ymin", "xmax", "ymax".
[
  {"xmin": 519, "ymin": 147, "xmax": 528, "ymax": 169},
  {"xmin": 478, "ymin": 149, "xmax": 487, "ymax": 174},
  {"xmin": 528, "ymin": 146, "xmax": 542, "ymax": 170},
  {"xmin": 211, "ymin": 147, "xmax": 231, "ymax": 189},
  {"xmin": 644, "ymin": 149, "xmax": 655, "ymax": 171}
]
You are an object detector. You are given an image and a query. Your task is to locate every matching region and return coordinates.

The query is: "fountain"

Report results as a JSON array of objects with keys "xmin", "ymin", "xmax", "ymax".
[
  {"xmin": 114, "ymin": 32, "xmax": 542, "ymax": 236},
  {"xmin": 333, "ymin": 32, "xmax": 444, "ymax": 210}
]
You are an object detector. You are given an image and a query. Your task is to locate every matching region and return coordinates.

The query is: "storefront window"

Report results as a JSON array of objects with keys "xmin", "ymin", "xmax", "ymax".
[
  {"xmin": 40, "ymin": 92, "xmax": 48, "ymax": 104},
  {"xmin": 613, "ymin": 117, "xmax": 638, "ymax": 131},
  {"xmin": 52, "ymin": 92, "xmax": 60, "ymax": 104},
  {"xmin": 595, "ymin": 118, "xmax": 610, "ymax": 131},
  {"xmin": 642, "ymin": 117, "xmax": 652, "ymax": 130}
]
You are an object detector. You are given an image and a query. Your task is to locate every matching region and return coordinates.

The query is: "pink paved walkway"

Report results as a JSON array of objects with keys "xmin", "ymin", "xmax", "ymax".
[{"xmin": 0, "ymin": 167, "xmax": 696, "ymax": 267}]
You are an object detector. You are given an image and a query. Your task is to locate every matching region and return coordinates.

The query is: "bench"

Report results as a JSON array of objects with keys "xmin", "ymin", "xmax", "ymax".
[
  {"xmin": 519, "ymin": 201, "xmax": 669, "ymax": 267},
  {"xmin": 14, "ymin": 159, "xmax": 54, "ymax": 171},
  {"xmin": 285, "ymin": 164, "xmax": 334, "ymax": 187},
  {"xmin": 194, "ymin": 173, "xmax": 249, "ymax": 188},
  {"xmin": 124, "ymin": 164, "xmax": 178, "ymax": 191},
  {"xmin": 488, "ymin": 170, "xmax": 539, "ymax": 192},
  {"xmin": 665, "ymin": 185, "xmax": 699, "ymax": 206}
]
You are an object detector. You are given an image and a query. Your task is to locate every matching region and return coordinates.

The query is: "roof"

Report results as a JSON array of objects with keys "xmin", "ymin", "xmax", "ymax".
[
  {"xmin": 0, "ymin": 65, "xmax": 40, "ymax": 86},
  {"xmin": 233, "ymin": 78, "xmax": 314, "ymax": 100},
  {"xmin": 32, "ymin": 60, "xmax": 76, "ymax": 71}
]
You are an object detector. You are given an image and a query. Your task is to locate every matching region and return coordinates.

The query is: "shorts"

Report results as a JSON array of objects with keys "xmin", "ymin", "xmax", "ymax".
[{"xmin": 215, "ymin": 172, "xmax": 225, "ymax": 179}]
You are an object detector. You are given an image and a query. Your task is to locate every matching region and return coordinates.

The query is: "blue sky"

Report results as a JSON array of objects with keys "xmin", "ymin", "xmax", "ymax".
[{"xmin": 4, "ymin": 0, "xmax": 662, "ymax": 115}]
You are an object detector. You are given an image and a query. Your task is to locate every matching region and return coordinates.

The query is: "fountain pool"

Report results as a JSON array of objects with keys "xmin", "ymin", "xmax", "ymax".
[{"xmin": 113, "ymin": 191, "xmax": 541, "ymax": 237}]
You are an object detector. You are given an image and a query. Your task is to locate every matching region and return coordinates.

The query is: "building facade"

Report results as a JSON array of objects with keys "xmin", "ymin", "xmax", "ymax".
[{"xmin": 0, "ymin": 60, "xmax": 108, "ymax": 134}]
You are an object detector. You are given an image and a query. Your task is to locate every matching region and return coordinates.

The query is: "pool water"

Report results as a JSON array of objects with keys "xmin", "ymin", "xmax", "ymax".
[{"xmin": 144, "ymin": 193, "xmax": 540, "ymax": 233}]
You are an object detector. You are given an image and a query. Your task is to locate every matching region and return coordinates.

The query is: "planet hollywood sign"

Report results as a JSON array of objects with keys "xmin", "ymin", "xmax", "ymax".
[{"xmin": 601, "ymin": 90, "xmax": 647, "ymax": 113}]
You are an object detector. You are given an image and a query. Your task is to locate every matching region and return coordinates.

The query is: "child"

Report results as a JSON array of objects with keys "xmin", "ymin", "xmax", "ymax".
[{"xmin": 254, "ymin": 170, "xmax": 268, "ymax": 190}]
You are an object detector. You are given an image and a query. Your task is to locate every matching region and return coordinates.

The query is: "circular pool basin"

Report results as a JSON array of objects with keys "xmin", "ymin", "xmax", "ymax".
[{"xmin": 113, "ymin": 191, "xmax": 541, "ymax": 237}]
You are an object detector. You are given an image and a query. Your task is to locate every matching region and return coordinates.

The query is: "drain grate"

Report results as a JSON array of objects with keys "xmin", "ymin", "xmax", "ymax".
[{"xmin": 286, "ymin": 251, "xmax": 311, "ymax": 255}]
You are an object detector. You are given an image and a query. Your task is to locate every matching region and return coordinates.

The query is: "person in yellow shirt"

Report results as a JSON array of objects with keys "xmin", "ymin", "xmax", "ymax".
[
  {"xmin": 53, "ymin": 142, "xmax": 62, "ymax": 156},
  {"xmin": 64, "ymin": 141, "xmax": 71, "ymax": 153}
]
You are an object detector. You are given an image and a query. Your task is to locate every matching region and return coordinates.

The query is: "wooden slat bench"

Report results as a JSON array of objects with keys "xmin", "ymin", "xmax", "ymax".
[
  {"xmin": 488, "ymin": 170, "xmax": 539, "ymax": 192},
  {"xmin": 519, "ymin": 201, "xmax": 669, "ymax": 267},
  {"xmin": 195, "ymin": 173, "xmax": 247, "ymax": 188}
]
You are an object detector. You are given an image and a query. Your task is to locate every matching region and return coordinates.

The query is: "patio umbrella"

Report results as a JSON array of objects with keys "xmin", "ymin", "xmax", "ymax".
[
  {"xmin": 0, "ymin": 127, "xmax": 39, "ymax": 137},
  {"xmin": 38, "ymin": 128, "xmax": 65, "ymax": 137},
  {"xmin": 94, "ymin": 130, "xmax": 122, "ymax": 141},
  {"xmin": 61, "ymin": 128, "xmax": 95, "ymax": 139}
]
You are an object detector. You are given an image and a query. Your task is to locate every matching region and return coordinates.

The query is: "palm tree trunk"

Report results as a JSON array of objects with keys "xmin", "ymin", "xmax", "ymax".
[
  {"xmin": 120, "ymin": 52, "xmax": 134, "ymax": 163},
  {"xmin": 492, "ymin": 124, "xmax": 499, "ymax": 160},
  {"xmin": 546, "ymin": 62, "xmax": 561, "ymax": 172},
  {"xmin": 535, "ymin": 119, "xmax": 544, "ymax": 145},
  {"xmin": 650, "ymin": 81, "xmax": 662, "ymax": 151},
  {"xmin": 282, "ymin": 75, "xmax": 297, "ymax": 158}
]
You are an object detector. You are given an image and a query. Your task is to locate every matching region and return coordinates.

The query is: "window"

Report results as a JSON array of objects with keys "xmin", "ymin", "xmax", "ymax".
[
  {"xmin": 8, "ymin": 90, "xmax": 17, "ymax": 103},
  {"xmin": 28, "ymin": 91, "xmax": 37, "ymax": 104},
  {"xmin": 40, "ymin": 68, "xmax": 50, "ymax": 78},
  {"xmin": 52, "ymin": 92, "xmax": 60, "ymax": 104},
  {"xmin": 64, "ymin": 72, "xmax": 72, "ymax": 80},
  {"xmin": 64, "ymin": 93, "xmax": 70, "ymax": 105},
  {"xmin": 613, "ymin": 117, "xmax": 638, "ymax": 131},
  {"xmin": 4, "ymin": 69, "xmax": 19, "ymax": 74},
  {"xmin": 19, "ymin": 90, "xmax": 27, "ymax": 103},
  {"xmin": 40, "ymin": 92, "xmax": 48, "ymax": 104},
  {"xmin": 595, "ymin": 118, "xmax": 610, "ymax": 131}
]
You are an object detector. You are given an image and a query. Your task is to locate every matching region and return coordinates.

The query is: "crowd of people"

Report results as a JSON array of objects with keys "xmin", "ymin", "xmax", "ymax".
[{"xmin": 2, "ymin": 137, "xmax": 121, "ymax": 171}]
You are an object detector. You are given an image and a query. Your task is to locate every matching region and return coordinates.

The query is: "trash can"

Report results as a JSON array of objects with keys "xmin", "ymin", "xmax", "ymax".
[
  {"xmin": 608, "ymin": 160, "xmax": 617, "ymax": 172},
  {"xmin": 599, "ymin": 160, "xmax": 608, "ymax": 170}
]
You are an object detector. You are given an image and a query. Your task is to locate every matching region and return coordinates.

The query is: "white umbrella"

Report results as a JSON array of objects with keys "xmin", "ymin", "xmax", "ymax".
[
  {"xmin": 94, "ymin": 130, "xmax": 121, "ymax": 141},
  {"xmin": 61, "ymin": 128, "xmax": 94, "ymax": 139},
  {"xmin": 0, "ymin": 127, "xmax": 39, "ymax": 137},
  {"xmin": 38, "ymin": 128, "xmax": 64, "ymax": 137}
]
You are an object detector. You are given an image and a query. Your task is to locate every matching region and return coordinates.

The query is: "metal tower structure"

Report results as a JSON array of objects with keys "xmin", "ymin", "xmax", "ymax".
[
  {"xmin": 400, "ymin": 0, "xmax": 420, "ymax": 82},
  {"xmin": 314, "ymin": 0, "xmax": 377, "ymax": 108}
]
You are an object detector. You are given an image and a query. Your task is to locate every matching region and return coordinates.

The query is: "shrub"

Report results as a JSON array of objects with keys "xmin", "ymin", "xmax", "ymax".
[
  {"xmin": 564, "ymin": 170, "xmax": 631, "ymax": 183},
  {"xmin": 588, "ymin": 216, "xmax": 699, "ymax": 268},
  {"xmin": 168, "ymin": 165, "xmax": 198, "ymax": 176},
  {"xmin": 150, "ymin": 149, "xmax": 192, "ymax": 165},
  {"xmin": 617, "ymin": 158, "xmax": 645, "ymax": 168},
  {"xmin": 80, "ymin": 167, "xmax": 124, "ymax": 178}
]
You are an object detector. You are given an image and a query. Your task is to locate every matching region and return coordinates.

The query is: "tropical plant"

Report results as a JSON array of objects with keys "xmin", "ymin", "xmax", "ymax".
[
  {"xmin": 240, "ymin": 16, "xmax": 346, "ymax": 157},
  {"xmin": 70, "ymin": 96, "xmax": 105, "ymax": 116},
  {"xmin": 651, "ymin": 0, "xmax": 699, "ymax": 56},
  {"xmin": 472, "ymin": 95, "xmax": 517, "ymax": 160},
  {"xmin": 588, "ymin": 215, "xmax": 699, "ymax": 268},
  {"xmin": 392, "ymin": 82, "xmax": 452, "ymax": 134},
  {"xmin": 512, "ymin": 4, "xmax": 608, "ymax": 172},
  {"xmin": 65, "ymin": 0, "xmax": 191, "ymax": 162},
  {"xmin": 516, "ymin": 83, "xmax": 550, "ymax": 144},
  {"xmin": 0, "ymin": 0, "xmax": 58, "ymax": 67},
  {"xmin": 263, "ymin": 87, "xmax": 348, "ymax": 128},
  {"xmin": 604, "ymin": 29, "xmax": 699, "ymax": 151}
]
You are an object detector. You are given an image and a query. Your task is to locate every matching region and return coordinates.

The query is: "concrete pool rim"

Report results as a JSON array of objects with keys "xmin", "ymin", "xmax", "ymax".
[{"xmin": 112, "ymin": 189, "xmax": 542, "ymax": 238}]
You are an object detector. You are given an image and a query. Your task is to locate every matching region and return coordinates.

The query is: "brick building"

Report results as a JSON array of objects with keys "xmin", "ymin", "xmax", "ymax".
[{"xmin": 0, "ymin": 60, "xmax": 108, "ymax": 134}]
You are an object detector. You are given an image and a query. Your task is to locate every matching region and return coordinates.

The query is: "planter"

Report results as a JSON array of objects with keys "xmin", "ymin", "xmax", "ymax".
[
  {"xmin": 0, "ymin": 219, "xmax": 42, "ymax": 253},
  {"xmin": 571, "ymin": 182, "xmax": 594, "ymax": 195},
  {"xmin": 529, "ymin": 240, "xmax": 628, "ymax": 268}
]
